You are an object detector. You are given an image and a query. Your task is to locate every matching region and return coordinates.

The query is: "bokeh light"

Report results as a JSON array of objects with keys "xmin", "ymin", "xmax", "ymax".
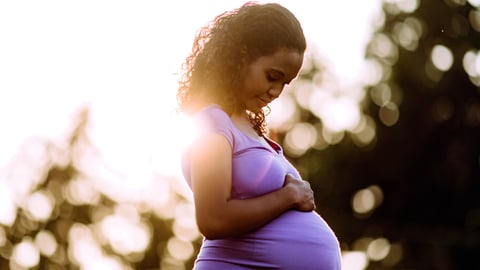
[
  {"xmin": 381, "ymin": 243, "xmax": 403, "ymax": 267},
  {"xmin": 284, "ymin": 123, "xmax": 317, "ymax": 157},
  {"xmin": 360, "ymin": 59, "xmax": 385, "ymax": 86},
  {"xmin": 35, "ymin": 230, "xmax": 58, "ymax": 257},
  {"xmin": 24, "ymin": 190, "xmax": 54, "ymax": 222},
  {"xmin": 0, "ymin": 181, "xmax": 16, "ymax": 226},
  {"xmin": 11, "ymin": 238, "xmax": 40, "ymax": 269},
  {"xmin": 369, "ymin": 33, "xmax": 399, "ymax": 65},
  {"xmin": 469, "ymin": 8, "xmax": 480, "ymax": 32},
  {"xmin": 99, "ymin": 207, "xmax": 151, "ymax": 256},
  {"xmin": 379, "ymin": 102, "xmax": 400, "ymax": 126},
  {"xmin": 352, "ymin": 185, "xmax": 384, "ymax": 216},
  {"xmin": 463, "ymin": 49, "xmax": 480, "ymax": 86},
  {"xmin": 341, "ymin": 251, "xmax": 369, "ymax": 270},
  {"xmin": 167, "ymin": 236, "xmax": 194, "ymax": 261},
  {"xmin": 311, "ymin": 95, "xmax": 362, "ymax": 132},
  {"xmin": 351, "ymin": 116, "xmax": 377, "ymax": 147},
  {"xmin": 366, "ymin": 238, "xmax": 391, "ymax": 261},
  {"xmin": 431, "ymin": 45, "xmax": 454, "ymax": 71},
  {"xmin": 384, "ymin": 0, "xmax": 419, "ymax": 13},
  {"xmin": 468, "ymin": 0, "xmax": 480, "ymax": 7},
  {"xmin": 392, "ymin": 17, "xmax": 423, "ymax": 51}
]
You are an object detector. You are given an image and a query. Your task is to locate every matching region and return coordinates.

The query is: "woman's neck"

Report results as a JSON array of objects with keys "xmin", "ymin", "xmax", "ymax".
[{"xmin": 231, "ymin": 111, "xmax": 261, "ymax": 139}]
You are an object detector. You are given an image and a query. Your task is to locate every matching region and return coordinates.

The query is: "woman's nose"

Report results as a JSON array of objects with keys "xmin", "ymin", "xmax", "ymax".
[{"xmin": 268, "ymin": 87, "xmax": 283, "ymax": 98}]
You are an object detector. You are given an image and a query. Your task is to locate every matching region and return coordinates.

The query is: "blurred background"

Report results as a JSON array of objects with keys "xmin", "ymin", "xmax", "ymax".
[{"xmin": 1, "ymin": 0, "xmax": 479, "ymax": 269}]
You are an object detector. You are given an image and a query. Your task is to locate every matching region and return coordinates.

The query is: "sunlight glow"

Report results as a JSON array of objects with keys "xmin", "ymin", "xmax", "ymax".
[
  {"xmin": 0, "ymin": 0, "xmax": 382, "ymax": 185},
  {"xmin": 310, "ymin": 94, "xmax": 361, "ymax": 132},
  {"xmin": 0, "ymin": 0, "xmax": 383, "ymax": 268}
]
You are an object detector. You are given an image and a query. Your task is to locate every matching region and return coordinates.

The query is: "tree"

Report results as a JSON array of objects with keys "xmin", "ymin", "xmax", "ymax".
[
  {"xmin": 0, "ymin": 106, "xmax": 200, "ymax": 270},
  {"xmin": 276, "ymin": 0, "xmax": 480, "ymax": 269}
]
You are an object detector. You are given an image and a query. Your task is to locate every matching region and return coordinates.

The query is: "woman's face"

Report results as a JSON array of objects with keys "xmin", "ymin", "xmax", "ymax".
[{"xmin": 239, "ymin": 48, "xmax": 304, "ymax": 113}]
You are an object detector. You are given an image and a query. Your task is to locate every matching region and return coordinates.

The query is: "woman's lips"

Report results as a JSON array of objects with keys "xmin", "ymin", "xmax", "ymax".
[{"xmin": 258, "ymin": 97, "xmax": 270, "ymax": 107}]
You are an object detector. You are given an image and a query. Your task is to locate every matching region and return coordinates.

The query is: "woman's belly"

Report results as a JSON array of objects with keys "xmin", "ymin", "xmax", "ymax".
[{"xmin": 196, "ymin": 211, "xmax": 342, "ymax": 270}]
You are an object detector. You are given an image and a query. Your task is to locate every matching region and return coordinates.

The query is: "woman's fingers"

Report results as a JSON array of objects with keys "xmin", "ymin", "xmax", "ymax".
[{"xmin": 284, "ymin": 174, "xmax": 316, "ymax": 211}]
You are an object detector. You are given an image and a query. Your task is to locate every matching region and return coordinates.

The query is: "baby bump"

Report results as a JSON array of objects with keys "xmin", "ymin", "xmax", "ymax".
[
  {"xmin": 251, "ymin": 211, "xmax": 342, "ymax": 269},
  {"xmin": 199, "ymin": 211, "xmax": 342, "ymax": 269}
]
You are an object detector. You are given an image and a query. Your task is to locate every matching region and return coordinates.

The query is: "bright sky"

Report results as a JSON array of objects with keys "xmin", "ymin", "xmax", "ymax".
[{"xmin": 0, "ymin": 0, "xmax": 381, "ymax": 176}]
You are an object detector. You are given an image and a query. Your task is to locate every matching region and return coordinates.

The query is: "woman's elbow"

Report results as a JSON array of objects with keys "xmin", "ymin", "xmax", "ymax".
[{"xmin": 196, "ymin": 218, "xmax": 229, "ymax": 240}]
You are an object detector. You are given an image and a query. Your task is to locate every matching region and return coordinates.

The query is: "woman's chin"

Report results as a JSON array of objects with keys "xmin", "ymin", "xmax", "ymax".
[{"xmin": 247, "ymin": 106, "xmax": 264, "ymax": 114}]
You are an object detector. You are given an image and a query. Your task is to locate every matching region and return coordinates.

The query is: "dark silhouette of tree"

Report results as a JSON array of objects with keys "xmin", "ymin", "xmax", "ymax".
[{"xmin": 276, "ymin": 0, "xmax": 480, "ymax": 269}]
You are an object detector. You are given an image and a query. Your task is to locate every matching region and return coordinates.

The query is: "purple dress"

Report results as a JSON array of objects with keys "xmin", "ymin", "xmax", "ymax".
[{"xmin": 181, "ymin": 105, "xmax": 342, "ymax": 269}]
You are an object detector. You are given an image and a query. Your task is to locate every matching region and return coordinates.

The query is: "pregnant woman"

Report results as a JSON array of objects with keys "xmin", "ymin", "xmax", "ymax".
[{"xmin": 177, "ymin": 2, "xmax": 342, "ymax": 269}]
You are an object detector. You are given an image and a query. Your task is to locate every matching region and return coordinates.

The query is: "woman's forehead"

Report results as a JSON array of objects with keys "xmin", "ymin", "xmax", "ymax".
[{"xmin": 254, "ymin": 49, "xmax": 303, "ymax": 78}]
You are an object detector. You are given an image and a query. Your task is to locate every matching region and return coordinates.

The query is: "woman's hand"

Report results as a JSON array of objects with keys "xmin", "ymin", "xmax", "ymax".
[{"xmin": 283, "ymin": 174, "xmax": 316, "ymax": 212}]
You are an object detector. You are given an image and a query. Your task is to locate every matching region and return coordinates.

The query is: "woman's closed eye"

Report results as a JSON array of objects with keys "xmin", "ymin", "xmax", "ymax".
[
  {"xmin": 266, "ymin": 71, "xmax": 284, "ymax": 82},
  {"xmin": 266, "ymin": 73, "xmax": 279, "ymax": 82}
]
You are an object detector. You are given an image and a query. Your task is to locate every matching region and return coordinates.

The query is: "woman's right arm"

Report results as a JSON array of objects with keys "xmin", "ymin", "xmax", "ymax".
[{"xmin": 189, "ymin": 133, "xmax": 315, "ymax": 240}]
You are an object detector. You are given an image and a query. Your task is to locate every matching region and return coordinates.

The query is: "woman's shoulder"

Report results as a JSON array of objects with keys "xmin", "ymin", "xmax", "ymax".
[
  {"xmin": 193, "ymin": 104, "xmax": 235, "ymax": 145},
  {"xmin": 196, "ymin": 103, "xmax": 227, "ymax": 115},
  {"xmin": 194, "ymin": 104, "xmax": 231, "ymax": 126}
]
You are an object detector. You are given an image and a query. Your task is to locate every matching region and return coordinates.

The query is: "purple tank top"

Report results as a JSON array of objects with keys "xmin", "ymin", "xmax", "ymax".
[{"xmin": 181, "ymin": 105, "xmax": 342, "ymax": 270}]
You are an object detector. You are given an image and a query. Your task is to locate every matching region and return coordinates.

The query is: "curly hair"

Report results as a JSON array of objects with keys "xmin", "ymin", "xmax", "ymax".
[{"xmin": 177, "ymin": 2, "xmax": 306, "ymax": 135}]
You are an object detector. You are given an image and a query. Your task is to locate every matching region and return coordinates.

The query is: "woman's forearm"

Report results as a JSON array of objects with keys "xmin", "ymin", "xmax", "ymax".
[{"xmin": 196, "ymin": 184, "xmax": 297, "ymax": 239}]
